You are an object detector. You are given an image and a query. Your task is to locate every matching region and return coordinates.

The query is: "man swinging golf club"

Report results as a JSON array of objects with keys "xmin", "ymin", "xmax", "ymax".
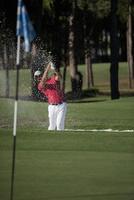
[{"xmin": 34, "ymin": 62, "xmax": 67, "ymax": 131}]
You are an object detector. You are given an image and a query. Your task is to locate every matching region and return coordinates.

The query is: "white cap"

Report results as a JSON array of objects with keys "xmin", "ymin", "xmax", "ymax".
[{"xmin": 34, "ymin": 70, "xmax": 42, "ymax": 77}]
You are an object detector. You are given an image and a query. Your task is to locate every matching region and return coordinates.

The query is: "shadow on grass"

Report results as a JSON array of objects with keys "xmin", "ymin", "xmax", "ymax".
[
  {"xmin": 42, "ymin": 192, "xmax": 134, "ymax": 200},
  {"xmin": 0, "ymin": 87, "xmax": 134, "ymax": 104},
  {"xmin": 65, "ymin": 89, "xmax": 107, "ymax": 103},
  {"xmin": 67, "ymin": 98, "xmax": 107, "ymax": 104},
  {"xmin": 0, "ymin": 95, "xmax": 107, "ymax": 104}
]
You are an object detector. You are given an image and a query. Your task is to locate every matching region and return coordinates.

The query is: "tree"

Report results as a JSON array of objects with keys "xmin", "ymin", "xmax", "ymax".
[
  {"xmin": 126, "ymin": 0, "xmax": 134, "ymax": 88},
  {"xmin": 68, "ymin": 0, "xmax": 83, "ymax": 98},
  {"xmin": 110, "ymin": 0, "xmax": 120, "ymax": 99},
  {"xmin": 78, "ymin": 0, "xmax": 110, "ymax": 89},
  {"xmin": 83, "ymin": 6, "xmax": 94, "ymax": 89},
  {"xmin": 118, "ymin": 0, "xmax": 134, "ymax": 88},
  {"xmin": 26, "ymin": 0, "xmax": 43, "ymax": 34}
]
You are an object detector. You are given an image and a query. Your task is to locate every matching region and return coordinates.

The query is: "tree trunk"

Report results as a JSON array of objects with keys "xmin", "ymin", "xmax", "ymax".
[
  {"xmin": 83, "ymin": 9, "xmax": 94, "ymax": 89},
  {"xmin": 68, "ymin": 14, "xmax": 77, "ymax": 97},
  {"xmin": 4, "ymin": 44, "xmax": 9, "ymax": 97},
  {"xmin": 110, "ymin": 0, "xmax": 120, "ymax": 99},
  {"xmin": 85, "ymin": 52, "xmax": 94, "ymax": 89},
  {"xmin": 62, "ymin": 64, "xmax": 67, "ymax": 93},
  {"xmin": 1, "ymin": 47, "xmax": 5, "ymax": 70},
  {"xmin": 69, "ymin": 14, "xmax": 77, "ymax": 79},
  {"xmin": 126, "ymin": 2, "xmax": 134, "ymax": 88},
  {"xmin": 68, "ymin": 2, "xmax": 83, "ymax": 99},
  {"xmin": 11, "ymin": 40, "xmax": 16, "ymax": 69}
]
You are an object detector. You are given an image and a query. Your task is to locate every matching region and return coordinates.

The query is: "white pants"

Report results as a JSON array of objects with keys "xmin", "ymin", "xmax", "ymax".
[{"xmin": 48, "ymin": 103, "xmax": 67, "ymax": 131}]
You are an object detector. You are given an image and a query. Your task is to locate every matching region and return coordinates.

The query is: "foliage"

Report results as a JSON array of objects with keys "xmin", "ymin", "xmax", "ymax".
[
  {"xmin": 117, "ymin": 0, "xmax": 129, "ymax": 23},
  {"xmin": 43, "ymin": 0, "xmax": 53, "ymax": 10},
  {"xmin": 77, "ymin": 0, "xmax": 110, "ymax": 18},
  {"xmin": 117, "ymin": 0, "xmax": 134, "ymax": 23}
]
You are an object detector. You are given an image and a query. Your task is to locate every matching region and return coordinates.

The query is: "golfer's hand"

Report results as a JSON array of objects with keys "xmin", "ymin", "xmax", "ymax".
[{"xmin": 47, "ymin": 63, "xmax": 51, "ymax": 71}]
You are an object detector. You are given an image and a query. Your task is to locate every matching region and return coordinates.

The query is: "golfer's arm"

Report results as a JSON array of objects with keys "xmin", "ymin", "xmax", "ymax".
[{"xmin": 40, "ymin": 64, "xmax": 51, "ymax": 85}]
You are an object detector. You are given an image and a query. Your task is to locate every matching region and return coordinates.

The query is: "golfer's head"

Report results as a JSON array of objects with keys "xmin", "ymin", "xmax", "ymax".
[{"xmin": 34, "ymin": 70, "xmax": 42, "ymax": 81}]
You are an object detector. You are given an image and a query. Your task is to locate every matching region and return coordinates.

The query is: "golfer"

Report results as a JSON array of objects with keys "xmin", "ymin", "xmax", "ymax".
[{"xmin": 34, "ymin": 62, "xmax": 67, "ymax": 131}]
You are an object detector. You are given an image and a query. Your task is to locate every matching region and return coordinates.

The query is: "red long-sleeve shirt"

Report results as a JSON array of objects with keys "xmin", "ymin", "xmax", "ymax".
[{"xmin": 38, "ymin": 75, "xmax": 64, "ymax": 104}]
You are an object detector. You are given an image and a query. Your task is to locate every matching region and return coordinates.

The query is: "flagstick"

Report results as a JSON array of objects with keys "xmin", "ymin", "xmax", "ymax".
[{"xmin": 10, "ymin": 35, "xmax": 21, "ymax": 200}]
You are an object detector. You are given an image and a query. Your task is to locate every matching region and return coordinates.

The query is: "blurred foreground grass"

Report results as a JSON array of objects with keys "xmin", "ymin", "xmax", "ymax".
[{"xmin": 0, "ymin": 128, "xmax": 134, "ymax": 200}]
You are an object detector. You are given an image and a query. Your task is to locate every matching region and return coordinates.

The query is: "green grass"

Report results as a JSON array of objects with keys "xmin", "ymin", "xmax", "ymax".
[
  {"xmin": 65, "ymin": 62, "xmax": 132, "ymax": 92},
  {"xmin": 0, "ymin": 129, "xmax": 134, "ymax": 200},
  {"xmin": 0, "ymin": 97, "xmax": 134, "ymax": 200},
  {"xmin": 0, "ymin": 62, "xmax": 133, "ymax": 97},
  {"xmin": 0, "ymin": 96, "xmax": 134, "ymax": 130}
]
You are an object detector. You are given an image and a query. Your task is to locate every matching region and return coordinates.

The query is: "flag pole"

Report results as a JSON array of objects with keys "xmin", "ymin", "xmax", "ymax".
[
  {"xmin": 10, "ymin": 35, "xmax": 21, "ymax": 200},
  {"xmin": 10, "ymin": 0, "xmax": 36, "ymax": 197}
]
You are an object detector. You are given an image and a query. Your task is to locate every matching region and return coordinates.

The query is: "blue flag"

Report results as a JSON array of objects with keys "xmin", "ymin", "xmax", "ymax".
[{"xmin": 16, "ymin": 0, "xmax": 36, "ymax": 52}]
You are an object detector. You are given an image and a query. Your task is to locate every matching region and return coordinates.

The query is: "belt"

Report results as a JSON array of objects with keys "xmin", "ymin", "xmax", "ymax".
[{"xmin": 49, "ymin": 102, "xmax": 63, "ymax": 105}]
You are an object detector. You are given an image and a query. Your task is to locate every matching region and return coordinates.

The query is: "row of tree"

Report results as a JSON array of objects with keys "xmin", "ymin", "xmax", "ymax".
[{"xmin": 0, "ymin": 0, "xmax": 134, "ymax": 99}]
